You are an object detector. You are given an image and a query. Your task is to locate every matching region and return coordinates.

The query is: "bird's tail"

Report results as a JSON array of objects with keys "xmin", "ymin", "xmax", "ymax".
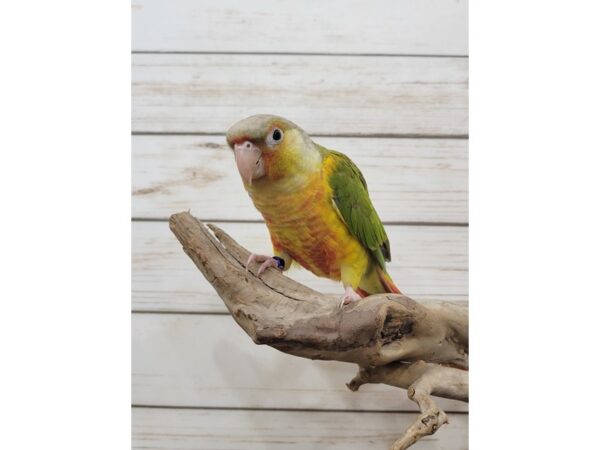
[
  {"xmin": 356, "ymin": 265, "xmax": 402, "ymax": 298},
  {"xmin": 377, "ymin": 266, "xmax": 402, "ymax": 295}
]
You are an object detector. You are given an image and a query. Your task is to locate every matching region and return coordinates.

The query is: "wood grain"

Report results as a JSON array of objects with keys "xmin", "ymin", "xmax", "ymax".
[
  {"xmin": 132, "ymin": 221, "xmax": 467, "ymax": 313},
  {"xmin": 132, "ymin": 313, "xmax": 468, "ymax": 412},
  {"xmin": 132, "ymin": 135, "xmax": 468, "ymax": 223},
  {"xmin": 132, "ymin": 53, "xmax": 468, "ymax": 135},
  {"xmin": 132, "ymin": 0, "xmax": 468, "ymax": 56},
  {"xmin": 132, "ymin": 407, "xmax": 468, "ymax": 450},
  {"xmin": 131, "ymin": 1, "xmax": 469, "ymax": 446}
]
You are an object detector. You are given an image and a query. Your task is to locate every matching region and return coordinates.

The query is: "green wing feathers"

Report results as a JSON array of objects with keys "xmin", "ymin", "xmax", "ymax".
[{"xmin": 323, "ymin": 147, "xmax": 391, "ymax": 269}]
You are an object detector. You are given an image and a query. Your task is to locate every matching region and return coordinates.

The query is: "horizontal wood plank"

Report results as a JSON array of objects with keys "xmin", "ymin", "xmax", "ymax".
[
  {"xmin": 132, "ymin": 53, "xmax": 468, "ymax": 135},
  {"xmin": 132, "ymin": 135, "xmax": 468, "ymax": 223},
  {"xmin": 132, "ymin": 0, "xmax": 468, "ymax": 56},
  {"xmin": 132, "ymin": 314, "xmax": 468, "ymax": 412},
  {"xmin": 132, "ymin": 221, "xmax": 467, "ymax": 313},
  {"xmin": 132, "ymin": 407, "xmax": 468, "ymax": 449}
]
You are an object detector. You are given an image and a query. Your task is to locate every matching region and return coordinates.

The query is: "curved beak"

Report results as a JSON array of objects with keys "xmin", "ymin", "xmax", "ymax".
[{"xmin": 234, "ymin": 141, "xmax": 263, "ymax": 185}]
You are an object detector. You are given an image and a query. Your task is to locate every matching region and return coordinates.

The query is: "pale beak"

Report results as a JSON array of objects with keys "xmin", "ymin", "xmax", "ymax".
[{"xmin": 234, "ymin": 141, "xmax": 263, "ymax": 185}]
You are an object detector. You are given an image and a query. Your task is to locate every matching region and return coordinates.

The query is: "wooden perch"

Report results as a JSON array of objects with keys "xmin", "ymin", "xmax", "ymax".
[{"xmin": 169, "ymin": 211, "xmax": 468, "ymax": 450}]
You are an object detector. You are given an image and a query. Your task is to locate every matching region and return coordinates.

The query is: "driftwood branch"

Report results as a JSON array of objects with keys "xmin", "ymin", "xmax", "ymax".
[{"xmin": 169, "ymin": 212, "xmax": 468, "ymax": 450}]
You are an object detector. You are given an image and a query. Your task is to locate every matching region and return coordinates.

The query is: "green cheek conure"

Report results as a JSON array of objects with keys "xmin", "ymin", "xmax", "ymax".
[{"xmin": 226, "ymin": 114, "xmax": 401, "ymax": 306}]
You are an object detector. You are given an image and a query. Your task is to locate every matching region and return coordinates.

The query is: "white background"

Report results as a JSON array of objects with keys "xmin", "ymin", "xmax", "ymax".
[
  {"xmin": 130, "ymin": 1, "xmax": 468, "ymax": 447},
  {"xmin": 1, "ymin": 1, "xmax": 599, "ymax": 449}
]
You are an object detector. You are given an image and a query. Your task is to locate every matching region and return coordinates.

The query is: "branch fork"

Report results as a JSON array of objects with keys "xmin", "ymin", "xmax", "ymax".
[{"xmin": 169, "ymin": 212, "xmax": 468, "ymax": 450}]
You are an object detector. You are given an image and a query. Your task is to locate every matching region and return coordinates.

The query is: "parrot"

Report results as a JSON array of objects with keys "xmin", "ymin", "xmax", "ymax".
[{"xmin": 226, "ymin": 114, "xmax": 401, "ymax": 305}]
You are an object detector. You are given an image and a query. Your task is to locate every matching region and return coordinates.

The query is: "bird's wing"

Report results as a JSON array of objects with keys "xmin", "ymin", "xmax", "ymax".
[{"xmin": 321, "ymin": 146, "xmax": 391, "ymax": 268}]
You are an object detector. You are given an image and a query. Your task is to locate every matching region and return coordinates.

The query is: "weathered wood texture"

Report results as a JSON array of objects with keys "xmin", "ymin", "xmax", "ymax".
[
  {"xmin": 132, "ymin": 221, "xmax": 467, "ymax": 313},
  {"xmin": 132, "ymin": 313, "xmax": 468, "ymax": 412},
  {"xmin": 132, "ymin": 407, "xmax": 469, "ymax": 450},
  {"xmin": 131, "ymin": 1, "xmax": 468, "ymax": 447},
  {"xmin": 132, "ymin": 53, "xmax": 468, "ymax": 136},
  {"xmin": 132, "ymin": 135, "xmax": 468, "ymax": 223},
  {"xmin": 132, "ymin": 0, "xmax": 468, "ymax": 56}
]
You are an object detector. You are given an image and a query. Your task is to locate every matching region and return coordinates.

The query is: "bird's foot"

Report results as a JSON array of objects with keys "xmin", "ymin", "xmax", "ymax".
[
  {"xmin": 339, "ymin": 286, "xmax": 361, "ymax": 308},
  {"xmin": 246, "ymin": 253, "xmax": 284, "ymax": 276}
]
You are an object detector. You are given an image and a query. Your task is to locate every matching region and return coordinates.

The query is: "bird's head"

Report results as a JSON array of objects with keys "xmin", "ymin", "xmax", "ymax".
[{"xmin": 226, "ymin": 114, "xmax": 321, "ymax": 187}]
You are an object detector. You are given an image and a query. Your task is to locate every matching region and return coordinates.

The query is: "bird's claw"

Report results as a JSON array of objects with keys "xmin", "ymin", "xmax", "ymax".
[
  {"xmin": 246, "ymin": 253, "xmax": 282, "ymax": 276},
  {"xmin": 338, "ymin": 286, "xmax": 361, "ymax": 309},
  {"xmin": 257, "ymin": 258, "xmax": 280, "ymax": 276},
  {"xmin": 246, "ymin": 253, "xmax": 265, "ymax": 271}
]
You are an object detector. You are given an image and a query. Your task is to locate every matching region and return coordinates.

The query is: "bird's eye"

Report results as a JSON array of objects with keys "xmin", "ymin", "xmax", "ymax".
[{"xmin": 267, "ymin": 128, "xmax": 283, "ymax": 146}]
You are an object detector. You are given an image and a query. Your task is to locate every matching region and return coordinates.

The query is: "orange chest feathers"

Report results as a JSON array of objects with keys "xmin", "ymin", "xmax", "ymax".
[{"xmin": 248, "ymin": 171, "xmax": 368, "ymax": 280}]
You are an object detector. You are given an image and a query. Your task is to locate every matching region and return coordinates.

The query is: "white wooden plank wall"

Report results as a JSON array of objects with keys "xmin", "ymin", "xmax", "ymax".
[
  {"xmin": 132, "ymin": 54, "xmax": 468, "ymax": 136},
  {"xmin": 132, "ymin": 0, "xmax": 468, "ymax": 55},
  {"xmin": 132, "ymin": 136, "xmax": 468, "ymax": 223},
  {"xmin": 132, "ymin": 1, "xmax": 468, "ymax": 448},
  {"xmin": 133, "ymin": 408, "xmax": 468, "ymax": 450},
  {"xmin": 132, "ymin": 221, "xmax": 468, "ymax": 312}
]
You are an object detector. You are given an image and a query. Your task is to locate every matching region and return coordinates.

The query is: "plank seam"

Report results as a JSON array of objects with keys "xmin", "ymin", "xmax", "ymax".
[
  {"xmin": 132, "ymin": 50, "xmax": 469, "ymax": 58},
  {"xmin": 131, "ymin": 131, "xmax": 469, "ymax": 140},
  {"xmin": 131, "ymin": 217, "xmax": 469, "ymax": 227},
  {"xmin": 132, "ymin": 404, "xmax": 468, "ymax": 414},
  {"xmin": 132, "ymin": 310, "xmax": 230, "ymax": 316}
]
